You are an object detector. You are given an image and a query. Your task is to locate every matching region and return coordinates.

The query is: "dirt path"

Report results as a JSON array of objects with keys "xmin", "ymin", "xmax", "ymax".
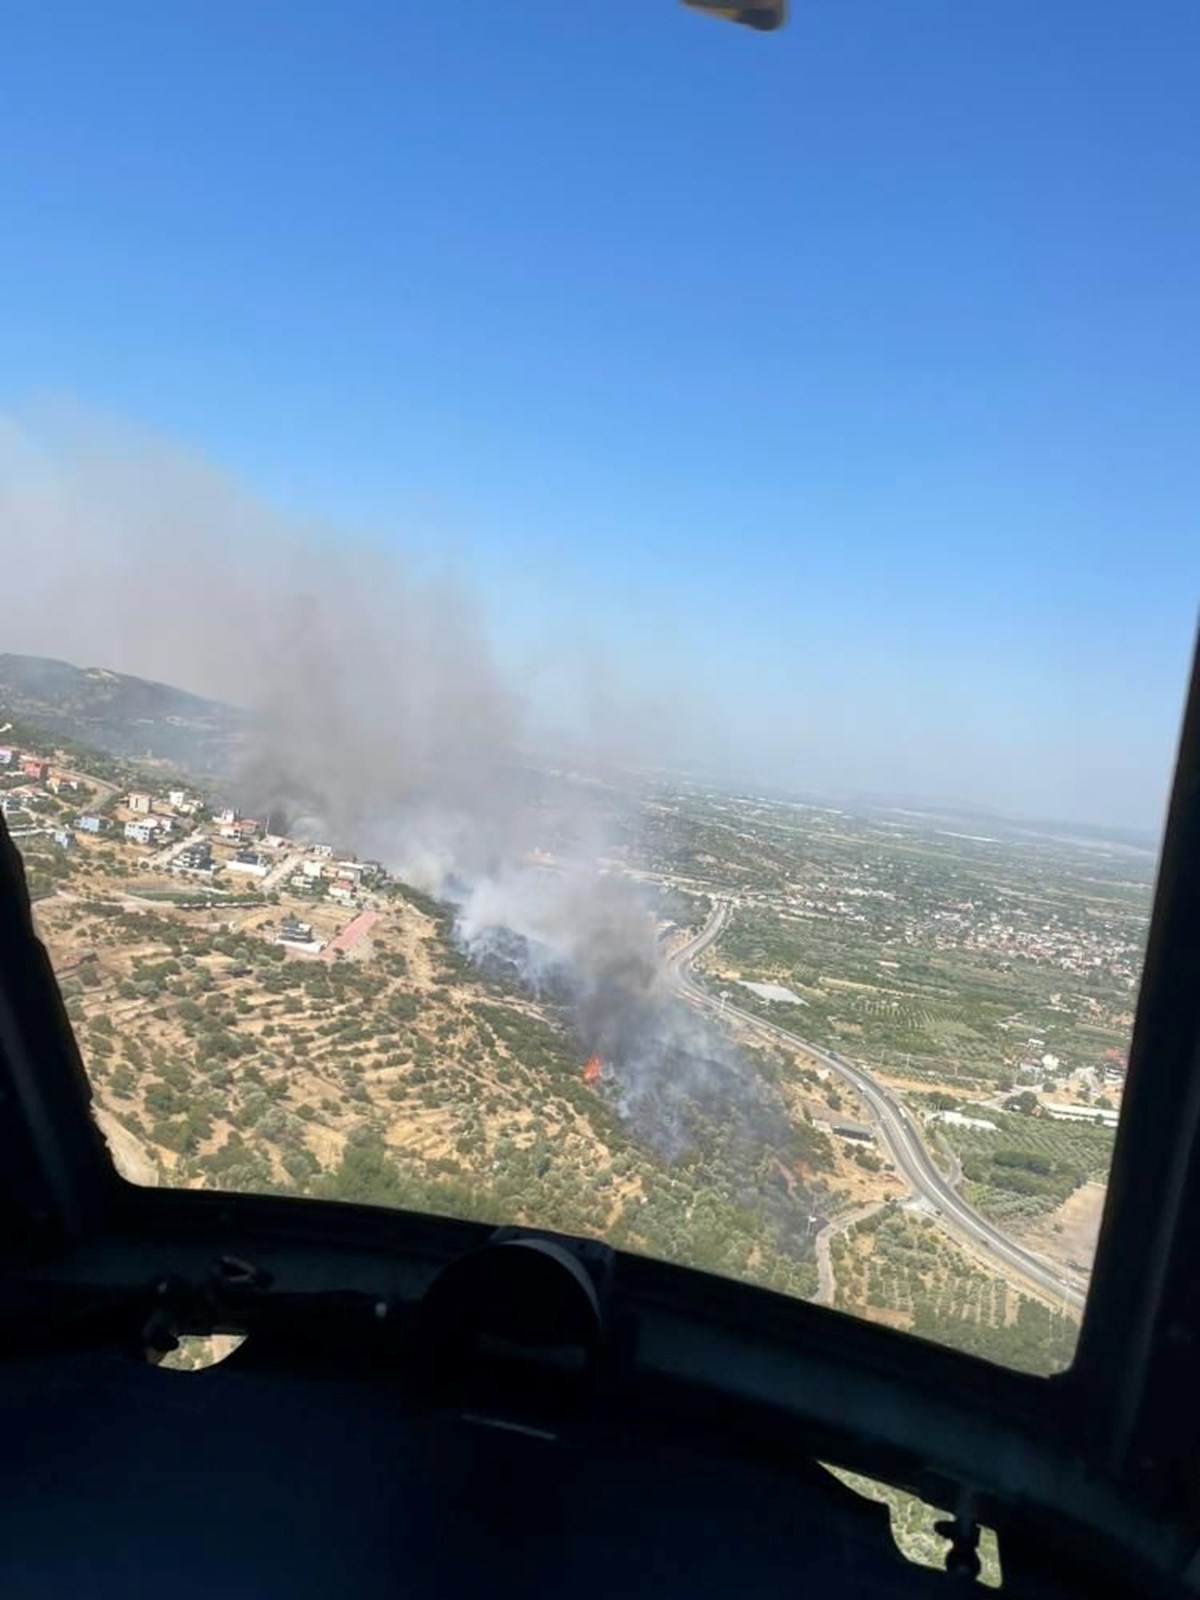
[
  {"xmin": 1012, "ymin": 1181, "xmax": 1106, "ymax": 1279},
  {"xmin": 813, "ymin": 1202, "xmax": 887, "ymax": 1306},
  {"xmin": 93, "ymin": 1107, "xmax": 159, "ymax": 1187}
]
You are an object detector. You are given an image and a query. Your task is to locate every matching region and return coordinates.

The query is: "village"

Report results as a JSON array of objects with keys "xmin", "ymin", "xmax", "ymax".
[{"xmin": 0, "ymin": 738, "xmax": 386, "ymax": 958}]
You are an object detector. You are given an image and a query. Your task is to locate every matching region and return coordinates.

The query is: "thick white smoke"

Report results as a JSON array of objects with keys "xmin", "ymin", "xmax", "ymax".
[
  {"xmin": 2, "ymin": 408, "xmax": 535, "ymax": 859},
  {"xmin": 1, "ymin": 407, "xmax": 816, "ymax": 1179},
  {"xmin": 0, "ymin": 414, "xmax": 654, "ymax": 1021}
]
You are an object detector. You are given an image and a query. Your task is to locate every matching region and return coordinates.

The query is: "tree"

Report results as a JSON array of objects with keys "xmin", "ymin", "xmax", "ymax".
[
  {"xmin": 1003, "ymin": 1090, "xmax": 1040, "ymax": 1117},
  {"xmin": 283, "ymin": 1149, "xmax": 318, "ymax": 1185},
  {"xmin": 320, "ymin": 1130, "xmax": 406, "ymax": 1207}
]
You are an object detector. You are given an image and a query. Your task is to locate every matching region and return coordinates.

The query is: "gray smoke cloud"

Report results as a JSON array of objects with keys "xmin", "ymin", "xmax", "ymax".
[
  {"xmin": 455, "ymin": 862, "xmax": 810, "ymax": 1175},
  {"xmin": 0, "ymin": 406, "xmax": 814, "ymax": 1187},
  {"xmin": 1, "ymin": 407, "xmax": 537, "ymax": 868}
]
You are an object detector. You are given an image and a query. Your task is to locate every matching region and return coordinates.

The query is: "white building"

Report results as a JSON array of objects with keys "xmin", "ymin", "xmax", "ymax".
[
  {"xmin": 124, "ymin": 820, "xmax": 156, "ymax": 845},
  {"xmin": 302, "ymin": 859, "xmax": 326, "ymax": 880},
  {"xmin": 174, "ymin": 842, "xmax": 213, "ymax": 873},
  {"xmin": 739, "ymin": 980, "xmax": 806, "ymax": 1006},
  {"xmin": 1041, "ymin": 1100, "xmax": 1120, "ymax": 1129},
  {"xmin": 926, "ymin": 1110, "xmax": 998, "ymax": 1133},
  {"xmin": 227, "ymin": 860, "xmax": 268, "ymax": 878},
  {"xmin": 227, "ymin": 850, "xmax": 269, "ymax": 879}
]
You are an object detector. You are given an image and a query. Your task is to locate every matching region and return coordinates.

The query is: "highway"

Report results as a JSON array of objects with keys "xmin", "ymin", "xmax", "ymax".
[{"xmin": 668, "ymin": 900, "xmax": 1087, "ymax": 1311}]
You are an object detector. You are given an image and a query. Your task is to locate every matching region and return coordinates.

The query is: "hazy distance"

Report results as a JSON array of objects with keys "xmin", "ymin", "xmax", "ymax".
[{"xmin": 0, "ymin": 406, "xmax": 1189, "ymax": 838}]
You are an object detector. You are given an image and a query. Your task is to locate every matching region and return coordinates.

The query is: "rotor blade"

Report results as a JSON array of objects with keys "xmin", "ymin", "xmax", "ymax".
[{"xmin": 682, "ymin": 0, "xmax": 787, "ymax": 30}]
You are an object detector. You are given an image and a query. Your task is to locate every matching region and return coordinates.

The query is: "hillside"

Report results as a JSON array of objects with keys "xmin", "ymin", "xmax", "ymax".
[
  {"xmin": 35, "ymin": 848, "xmax": 835, "ymax": 1302},
  {"xmin": 3, "ymin": 709, "xmax": 1086, "ymax": 1372},
  {"xmin": 0, "ymin": 654, "xmax": 247, "ymax": 773},
  {"xmin": 1, "ymin": 707, "xmax": 838, "ymax": 1300}
]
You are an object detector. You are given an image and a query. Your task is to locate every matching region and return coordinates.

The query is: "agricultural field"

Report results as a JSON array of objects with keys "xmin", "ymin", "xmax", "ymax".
[
  {"xmin": 662, "ymin": 788, "xmax": 1152, "ymax": 1105},
  {"xmin": 705, "ymin": 900, "xmax": 1138, "ymax": 1090},
  {"xmin": 831, "ymin": 1205, "xmax": 1077, "ymax": 1374},
  {"xmin": 922, "ymin": 1104, "xmax": 1114, "ymax": 1226}
]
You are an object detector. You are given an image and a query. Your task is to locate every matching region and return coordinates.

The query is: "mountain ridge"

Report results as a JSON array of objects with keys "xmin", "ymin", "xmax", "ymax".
[{"xmin": 0, "ymin": 653, "xmax": 248, "ymax": 773}]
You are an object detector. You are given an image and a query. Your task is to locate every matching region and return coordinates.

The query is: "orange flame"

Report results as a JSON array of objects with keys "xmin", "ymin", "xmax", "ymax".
[{"xmin": 582, "ymin": 1054, "xmax": 602, "ymax": 1086}]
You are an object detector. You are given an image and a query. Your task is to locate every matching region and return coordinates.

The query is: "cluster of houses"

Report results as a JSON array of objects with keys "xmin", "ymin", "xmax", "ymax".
[
  {"xmin": 0, "ymin": 781, "xmax": 200, "ymax": 852},
  {"xmin": 6, "ymin": 756, "xmax": 388, "ymax": 916},
  {"xmin": 0, "ymin": 747, "xmax": 100, "ymax": 846},
  {"xmin": 112, "ymin": 793, "xmax": 387, "ymax": 911},
  {"xmin": 117, "ymin": 789, "xmax": 206, "ymax": 849},
  {"xmin": 0, "ymin": 748, "xmax": 51, "ymax": 781},
  {"xmin": 291, "ymin": 855, "xmax": 376, "ymax": 906},
  {"xmin": 0, "ymin": 747, "xmax": 86, "ymax": 793},
  {"xmin": 1012, "ymin": 1033, "xmax": 1128, "ymax": 1098}
]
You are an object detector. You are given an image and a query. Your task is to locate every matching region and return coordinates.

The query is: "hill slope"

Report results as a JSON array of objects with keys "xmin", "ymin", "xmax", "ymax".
[{"xmin": 0, "ymin": 654, "xmax": 247, "ymax": 772}]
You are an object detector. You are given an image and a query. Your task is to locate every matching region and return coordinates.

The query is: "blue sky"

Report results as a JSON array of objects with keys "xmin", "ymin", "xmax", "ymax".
[{"xmin": 2, "ymin": 1, "xmax": 1197, "ymax": 830}]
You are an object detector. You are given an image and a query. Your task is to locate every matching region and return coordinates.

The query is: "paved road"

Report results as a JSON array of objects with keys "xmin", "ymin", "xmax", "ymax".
[
  {"xmin": 144, "ymin": 827, "xmax": 206, "ymax": 873},
  {"xmin": 262, "ymin": 849, "xmax": 305, "ymax": 892},
  {"xmin": 51, "ymin": 763, "xmax": 119, "ymax": 799},
  {"xmin": 668, "ymin": 902, "xmax": 1087, "ymax": 1311}
]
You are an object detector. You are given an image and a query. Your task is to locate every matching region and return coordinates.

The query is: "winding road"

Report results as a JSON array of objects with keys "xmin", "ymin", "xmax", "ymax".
[{"xmin": 669, "ymin": 900, "xmax": 1086, "ymax": 1311}]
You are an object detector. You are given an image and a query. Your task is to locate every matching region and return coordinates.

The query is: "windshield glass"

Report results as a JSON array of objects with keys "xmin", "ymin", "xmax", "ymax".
[{"xmin": 3, "ymin": 2, "xmax": 1196, "ymax": 1378}]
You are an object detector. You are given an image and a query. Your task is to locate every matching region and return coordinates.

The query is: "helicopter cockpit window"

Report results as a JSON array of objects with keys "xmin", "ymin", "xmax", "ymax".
[{"xmin": 2, "ymin": 0, "xmax": 1195, "ymax": 1380}]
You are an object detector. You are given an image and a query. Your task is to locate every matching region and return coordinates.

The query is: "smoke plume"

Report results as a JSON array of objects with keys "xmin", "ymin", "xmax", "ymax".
[{"xmin": 1, "ymin": 407, "xmax": 811, "ymax": 1185}]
